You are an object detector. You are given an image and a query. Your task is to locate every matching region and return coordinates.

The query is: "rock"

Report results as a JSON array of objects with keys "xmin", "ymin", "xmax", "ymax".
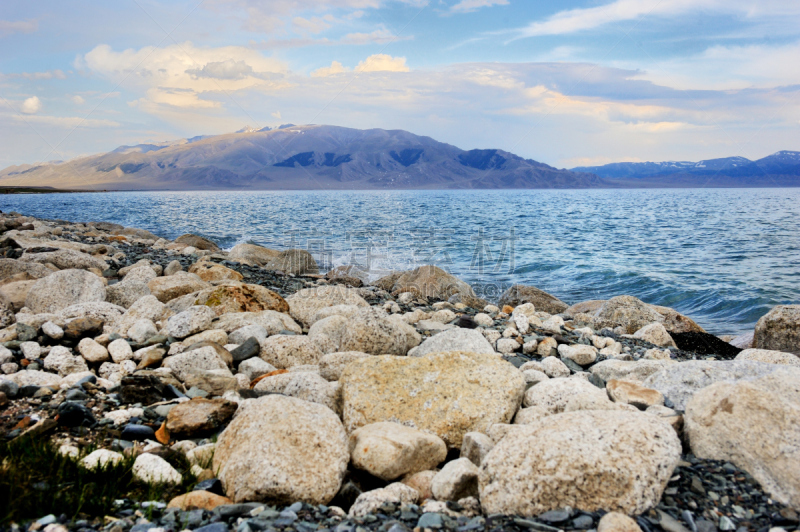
[
  {"xmin": 286, "ymin": 285, "xmax": 369, "ymax": 328},
  {"xmin": 592, "ymin": 296, "xmax": 665, "ymax": 334},
  {"xmin": 0, "ymin": 258, "xmax": 53, "ymax": 281},
  {"xmin": 228, "ymin": 243, "xmax": 280, "ymax": 266},
  {"xmin": 41, "ymin": 320, "xmax": 64, "ymax": 340},
  {"xmin": 20, "ymin": 248, "xmax": 107, "ymax": 271},
  {"xmin": 541, "ymin": 357, "xmax": 571, "ymax": 378},
  {"xmin": 432, "ymin": 458, "xmax": 479, "ymax": 501},
  {"xmin": 44, "ymin": 346, "xmax": 89, "ymax": 376},
  {"xmin": 20, "ymin": 341, "xmax": 42, "ymax": 360},
  {"xmin": 188, "ymin": 262, "xmax": 243, "ymax": 282},
  {"xmin": 319, "ymin": 351, "xmax": 370, "ymax": 381},
  {"xmin": 734, "ymin": 348, "xmax": 800, "ymax": 366},
  {"xmin": 522, "ymin": 369, "xmax": 549, "ymax": 387},
  {"xmin": 108, "ymin": 338, "xmax": 134, "ymax": 363},
  {"xmin": 754, "ymin": 305, "xmax": 800, "ymax": 353},
  {"xmin": 132, "ymin": 453, "xmax": 182, "ymax": 485},
  {"xmin": 165, "ymin": 397, "xmax": 238, "ymax": 439},
  {"xmin": 642, "ymin": 360, "xmax": 784, "ymax": 410},
  {"xmin": 607, "ymin": 379, "xmax": 664, "ymax": 409},
  {"xmin": 253, "ymin": 371, "xmax": 340, "ymax": 412},
  {"xmin": 729, "ymin": 331, "xmax": 754, "ymax": 349},
  {"xmin": 192, "ymin": 285, "xmax": 290, "ymax": 316},
  {"xmin": 341, "ymin": 351, "xmax": 525, "ymax": 448},
  {"xmin": 311, "ymin": 304, "xmax": 363, "ymax": 324},
  {"xmin": 497, "ymin": 285, "xmax": 568, "ymax": 314},
  {"xmin": 401, "ymin": 470, "xmax": 437, "ymax": 500},
  {"xmin": 0, "ymin": 279, "xmax": 37, "ymax": 311},
  {"xmin": 64, "ymin": 316, "xmax": 106, "ymax": 340},
  {"xmin": 598, "ymin": 512, "xmax": 643, "ymax": 532},
  {"xmin": 461, "ymin": 432, "xmax": 495, "ymax": 467},
  {"xmin": 164, "ymin": 346, "xmax": 230, "ymax": 382},
  {"xmin": 214, "ymin": 310, "xmax": 300, "ymax": 335},
  {"xmin": 537, "ymin": 337, "xmax": 558, "ymax": 357},
  {"xmin": 633, "ymin": 322, "xmax": 677, "ymax": 347},
  {"xmin": 128, "ymin": 319, "xmax": 158, "ymax": 344},
  {"xmin": 228, "ymin": 324, "xmax": 268, "ymax": 345},
  {"xmin": 182, "ymin": 370, "xmax": 237, "ymax": 397},
  {"xmin": 479, "ymin": 410, "xmax": 681, "ymax": 515},
  {"xmin": 260, "ymin": 335, "xmax": 326, "ymax": 369},
  {"xmin": 389, "ymin": 265, "xmax": 476, "ymax": 301},
  {"xmin": 238, "ymin": 357, "xmax": 277, "ymax": 380},
  {"xmin": 523, "ymin": 377, "xmax": 612, "ymax": 414},
  {"xmin": 114, "ymin": 296, "xmax": 169, "ymax": 337},
  {"xmin": 167, "ymin": 306, "xmax": 215, "ymax": 339},
  {"xmin": 685, "ymin": 367, "xmax": 800, "ymax": 509},
  {"xmin": 105, "ymin": 280, "xmax": 151, "ymax": 309},
  {"xmin": 473, "ymin": 313, "xmax": 493, "ymax": 327},
  {"xmin": 213, "ymin": 394, "xmax": 349, "ymax": 504},
  {"xmin": 80, "ymin": 449, "xmax": 124, "ymax": 470},
  {"xmin": 651, "ymin": 305, "xmax": 706, "ymax": 334},
  {"xmin": 337, "ymin": 307, "xmax": 421, "ymax": 356},
  {"xmin": 123, "ymin": 265, "xmax": 158, "ymax": 284},
  {"xmin": 167, "ymin": 491, "xmax": 232, "ymax": 511},
  {"xmin": 557, "ymin": 344, "xmax": 597, "ymax": 366},
  {"xmin": 164, "ymin": 260, "xmax": 183, "ymax": 276},
  {"xmin": 348, "ymin": 483, "xmax": 420, "ymax": 518},
  {"xmin": 412, "ymin": 328, "xmax": 495, "ymax": 357},
  {"xmin": 326, "ymin": 264, "xmax": 369, "ymax": 284},
  {"xmin": 264, "ymin": 249, "xmax": 319, "ymax": 275},
  {"xmin": 348, "ymin": 422, "xmax": 447, "ymax": 481},
  {"xmin": 591, "ymin": 359, "xmax": 675, "ymax": 385},
  {"xmin": 25, "ymin": 269, "xmax": 106, "ymax": 314},
  {"xmin": 4, "ymin": 369, "xmax": 61, "ymax": 387},
  {"xmin": 175, "ymin": 233, "xmax": 220, "ymax": 251},
  {"xmin": 148, "ymin": 272, "xmax": 210, "ymax": 303},
  {"xmin": 307, "ymin": 315, "xmax": 349, "ymax": 352},
  {"xmin": 77, "ymin": 338, "xmax": 109, "ymax": 363},
  {"xmin": 229, "ymin": 337, "xmax": 259, "ymax": 363}
]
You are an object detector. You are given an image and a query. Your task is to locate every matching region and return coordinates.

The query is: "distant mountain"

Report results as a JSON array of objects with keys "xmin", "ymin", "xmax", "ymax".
[
  {"xmin": 572, "ymin": 151, "xmax": 800, "ymax": 187},
  {"xmin": 0, "ymin": 125, "xmax": 602, "ymax": 190}
]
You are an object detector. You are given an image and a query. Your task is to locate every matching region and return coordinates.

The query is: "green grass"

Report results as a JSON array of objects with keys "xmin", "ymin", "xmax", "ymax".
[{"xmin": 0, "ymin": 436, "xmax": 199, "ymax": 524}]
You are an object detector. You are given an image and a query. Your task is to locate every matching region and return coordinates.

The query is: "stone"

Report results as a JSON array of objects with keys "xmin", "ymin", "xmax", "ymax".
[
  {"xmin": 164, "ymin": 260, "xmax": 183, "ymax": 276},
  {"xmin": 431, "ymin": 458, "xmax": 479, "ymax": 501},
  {"xmin": 41, "ymin": 321, "xmax": 64, "ymax": 340},
  {"xmin": 479, "ymin": 410, "xmax": 681, "ymax": 516},
  {"xmin": 20, "ymin": 248, "xmax": 107, "ymax": 271},
  {"xmin": 63, "ymin": 316, "xmax": 105, "ymax": 340},
  {"xmin": 557, "ymin": 344, "xmax": 597, "ymax": 366},
  {"xmin": 77, "ymin": 338, "xmax": 109, "ymax": 363},
  {"xmin": 148, "ymin": 272, "xmax": 210, "ymax": 303},
  {"xmin": 633, "ymin": 322, "xmax": 677, "ymax": 347},
  {"xmin": 348, "ymin": 422, "xmax": 447, "ymax": 481},
  {"xmin": 754, "ymin": 305, "xmax": 800, "ymax": 353},
  {"xmin": 260, "ymin": 335, "xmax": 326, "ymax": 369},
  {"xmin": 184, "ymin": 329, "xmax": 228, "ymax": 346},
  {"xmin": 307, "ymin": 315, "xmax": 349, "ymax": 352},
  {"xmin": 401, "ymin": 470, "xmax": 437, "ymax": 500},
  {"xmin": 132, "ymin": 453, "xmax": 182, "ymax": 485},
  {"xmin": 167, "ymin": 306, "xmax": 215, "ymax": 339},
  {"xmin": 341, "ymin": 351, "xmax": 525, "ymax": 448},
  {"xmin": 319, "ymin": 351, "xmax": 370, "ymax": 381},
  {"xmin": 591, "ymin": 359, "xmax": 675, "ymax": 385},
  {"xmin": 20, "ymin": 341, "xmax": 42, "ymax": 360},
  {"xmin": 498, "ymin": 285, "xmax": 569, "ymax": 314},
  {"xmin": 286, "ymin": 285, "xmax": 369, "ymax": 328},
  {"xmin": 188, "ymin": 262, "xmax": 243, "ymax": 282},
  {"xmin": 25, "ymin": 269, "xmax": 106, "ymax": 314},
  {"xmin": 311, "ymin": 304, "xmax": 363, "ymax": 325},
  {"xmin": 523, "ymin": 377, "xmax": 612, "ymax": 414},
  {"xmin": 734, "ymin": 348, "xmax": 800, "ymax": 366},
  {"xmin": 591, "ymin": 296, "xmax": 665, "ymax": 334},
  {"xmin": 253, "ymin": 371, "xmax": 340, "ymax": 413},
  {"xmin": 115, "ymin": 296, "xmax": 169, "ymax": 337},
  {"xmin": 165, "ymin": 397, "xmax": 238, "ymax": 439},
  {"xmin": 607, "ymin": 379, "xmax": 665, "ymax": 409},
  {"xmin": 44, "ymin": 346, "xmax": 89, "ymax": 376},
  {"xmin": 0, "ymin": 258, "xmax": 53, "ymax": 281},
  {"xmin": 238, "ymin": 357, "xmax": 277, "ymax": 380},
  {"xmin": 123, "ymin": 265, "xmax": 158, "ymax": 284},
  {"xmin": 228, "ymin": 324, "xmax": 268, "ymax": 345},
  {"xmin": 167, "ymin": 491, "xmax": 233, "ymax": 511},
  {"xmin": 337, "ymin": 307, "xmax": 421, "ymax": 356},
  {"xmin": 522, "ymin": 369, "xmax": 549, "ymax": 387},
  {"xmin": 186, "ymin": 284, "xmax": 289, "ymax": 316},
  {"xmin": 685, "ymin": 367, "xmax": 800, "ymax": 508},
  {"xmin": 537, "ymin": 337, "xmax": 558, "ymax": 357},
  {"xmin": 473, "ymin": 313, "xmax": 493, "ymax": 327},
  {"xmin": 598, "ymin": 512, "xmax": 643, "ymax": 532},
  {"xmin": 461, "ymin": 432, "xmax": 495, "ymax": 467},
  {"xmin": 214, "ymin": 310, "xmax": 300, "ymax": 335},
  {"xmin": 164, "ymin": 346, "xmax": 230, "ymax": 382},
  {"xmin": 496, "ymin": 338, "xmax": 520, "ymax": 354},
  {"xmin": 264, "ymin": 249, "xmax": 319, "ymax": 275},
  {"xmin": 80, "ymin": 449, "xmax": 124, "ymax": 470},
  {"xmin": 213, "ymin": 395, "xmax": 349, "ymax": 504},
  {"xmin": 4, "ymin": 369, "xmax": 61, "ymax": 387},
  {"xmin": 0, "ymin": 280, "xmax": 37, "ymax": 311},
  {"xmin": 388, "ymin": 265, "xmax": 475, "ymax": 301},
  {"xmin": 128, "ymin": 319, "xmax": 158, "ymax": 344},
  {"xmin": 349, "ymin": 483, "xmax": 420, "ymax": 518},
  {"xmin": 326, "ymin": 264, "xmax": 369, "ymax": 284},
  {"xmin": 108, "ymin": 338, "xmax": 134, "ymax": 363},
  {"xmin": 105, "ymin": 280, "xmax": 151, "ymax": 309},
  {"xmin": 541, "ymin": 357, "xmax": 571, "ymax": 378},
  {"xmin": 642, "ymin": 360, "xmax": 784, "ymax": 410},
  {"xmin": 175, "ymin": 233, "xmax": 220, "ymax": 251},
  {"xmin": 228, "ymin": 243, "xmax": 280, "ymax": 266},
  {"xmin": 729, "ymin": 331, "xmax": 754, "ymax": 349}
]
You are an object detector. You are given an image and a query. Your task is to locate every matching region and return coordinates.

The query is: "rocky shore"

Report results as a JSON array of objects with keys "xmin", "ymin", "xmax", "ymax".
[{"xmin": 0, "ymin": 210, "xmax": 799, "ymax": 532}]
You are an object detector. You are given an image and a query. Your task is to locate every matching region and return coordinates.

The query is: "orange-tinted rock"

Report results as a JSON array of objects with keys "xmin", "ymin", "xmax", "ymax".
[
  {"xmin": 165, "ymin": 397, "xmax": 238, "ymax": 439},
  {"xmin": 192, "ymin": 285, "xmax": 289, "ymax": 316},
  {"xmin": 167, "ymin": 490, "xmax": 232, "ymax": 511},
  {"xmin": 502, "ymin": 305, "xmax": 514, "ymax": 315},
  {"xmin": 155, "ymin": 422, "xmax": 170, "ymax": 444},
  {"xmin": 250, "ymin": 369, "xmax": 288, "ymax": 388}
]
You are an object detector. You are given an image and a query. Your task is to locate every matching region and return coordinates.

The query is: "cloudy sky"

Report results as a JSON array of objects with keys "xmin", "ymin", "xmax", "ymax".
[{"xmin": 1, "ymin": 0, "xmax": 799, "ymax": 169}]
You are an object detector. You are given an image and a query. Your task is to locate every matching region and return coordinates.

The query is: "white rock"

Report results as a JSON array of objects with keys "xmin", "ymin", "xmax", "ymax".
[
  {"xmin": 541, "ymin": 356, "xmax": 570, "ymax": 378},
  {"xmin": 337, "ymin": 307, "xmax": 421, "ymax": 356},
  {"xmin": 431, "ymin": 458, "xmax": 480, "ymax": 501},
  {"xmin": 522, "ymin": 339, "xmax": 538, "ymax": 354},
  {"xmin": 80, "ymin": 449, "xmax": 124, "ymax": 470},
  {"xmin": 473, "ymin": 313, "xmax": 493, "ymax": 327},
  {"xmin": 522, "ymin": 369, "xmax": 549, "ymax": 387},
  {"xmin": 319, "ymin": 351, "xmax": 371, "ymax": 381},
  {"xmin": 591, "ymin": 359, "xmax": 676, "ymax": 385},
  {"xmin": 633, "ymin": 322, "xmax": 677, "ymax": 348},
  {"xmin": 42, "ymin": 321, "xmax": 64, "ymax": 340},
  {"xmin": 238, "ymin": 357, "xmax": 277, "ymax": 380},
  {"xmin": 411, "ymin": 328, "xmax": 495, "ymax": 358},
  {"xmin": 163, "ymin": 346, "xmax": 230, "ymax": 381},
  {"xmin": 128, "ymin": 319, "xmax": 158, "ymax": 344},
  {"xmin": 348, "ymin": 422, "xmax": 447, "ymax": 481},
  {"xmin": 20, "ymin": 341, "xmax": 42, "ymax": 360},
  {"xmin": 461, "ymin": 432, "xmax": 495, "ymax": 467},
  {"xmin": 77, "ymin": 337, "xmax": 109, "ymax": 363},
  {"xmin": 44, "ymin": 345, "xmax": 89, "ymax": 376},
  {"xmin": 254, "ymin": 371, "xmax": 340, "ymax": 413},
  {"xmin": 557, "ymin": 344, "xmax": 598, "ymax": 366},
  {"xmin": 541, "ymin": 316, "xmax": 565, "ymax": 333},
  {"xmin": 286, "ymin": 285, "xmax": 370, "ymax": 328},
  {"xmin": 114, "ymin": 296, "xmax": 168, "ymax": 337},
  {"xmin": 132, "ymin": 453, "xmax": 182, "ymax": 485},
  {"xmin": 496, "ymin": 338, "xmax": 520, "ymax": 354},
  {"xmin": 734, "ymin": 348, "xmax": 800, "ymax": 366},
  {"xmin": 523, "ymin": 377, "xmax": 611, "ymax": 414},
  {"xmin": 348, "ymin": 483, "xmax": 420, "ymax": 518},
  {"xmin": 260, "ymin": 335, "xmax": 326, "ymax": 369},
  {"xmin": 431, "ymin": 309, "xmax": 456, "ymax": 324},
  {"xmin": 25, "ymin": 269, "xmax": 106, "ymax": 314},
  {"xmin": 166, "ymin": 305, "xmax": 216, "ymax": 339},
  {"xmin": 108, "ymin": 338, "xmax": 134, "ymax": 363},
  {"xmin": 228, "ymin": 324, "xmax": 268, "ymax": 345}
]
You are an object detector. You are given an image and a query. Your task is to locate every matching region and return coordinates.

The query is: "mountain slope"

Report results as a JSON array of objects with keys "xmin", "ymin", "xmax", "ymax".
[{"xmin": 0, "ymin": 125, "xmax": 602, "ymax": 190}]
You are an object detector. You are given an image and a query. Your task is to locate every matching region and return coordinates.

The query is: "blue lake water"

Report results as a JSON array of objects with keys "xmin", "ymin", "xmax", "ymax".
[{"xmin": 3, "ymin": 188, "xmax": 799, "ymax": 335}]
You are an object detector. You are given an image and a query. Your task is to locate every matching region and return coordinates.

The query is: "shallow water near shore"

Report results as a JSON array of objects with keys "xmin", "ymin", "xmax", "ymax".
[{"xmin": 3, "ymin": 187, "xmax": 799, "ymax": 335}]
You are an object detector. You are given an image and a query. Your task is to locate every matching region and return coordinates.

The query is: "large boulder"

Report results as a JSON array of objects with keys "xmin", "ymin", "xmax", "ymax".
[
  {"xmin": 259, "ymin": 335, "xmax": 326, "ymax": 369},
  {"xmin": 174, "ymin": 234, "xmax": 220, "ymax": 251},
  {"xmin": 180, "ymin": 284, "xmax": 289, "ymax": 316},
  {"xmin": 264, "ymin": 249, "xmax": 319, "ymax": 276},
  {"xmin": 341, "ymin": 351, "xmax": 525, "ymax": 448},
  {"xmin": 590, "ymin": 359, "xmax": 676, "ymax": 385},
  {"xmin": 188, "ymin": 262, "xmax": 243, "ymax": 282},
  {"xmin": 148, "ymin": 272, "xmax": 210, "ymax": 303},
  {"xmin": 228, "ymin": 243, "xmax": 281, "ymax": 266},
  {"xmin": 685, "ymin": 367, "xmax": 800, "ymax": 509},
  {"xmin": 388, "ymin": 265, "xmax": 474, "ymax": 301},
  {"xmin": 0, "ymin": 279, "xmax": 36, "ymax": 311},
  {"xmin": 590, "ymin": 296, "xmax": 704, "ymax": 334},
  {"xmin": 522, "ymin": 377, "xmax": 614, "ymax": 414},
  {"xmin": 633, "ymin": 323, "xmax": 676, "ymax": 348},
  {"xmin": 735, "ymin": 348, "xmax": 800, "ymax": 366},
  {"xmin": 0, "ymin": 258, "xmax": 53, "ymax": 281},
  {"xmin": 642, "ymin": 360, "xmax": 784, "ymax": 410},
  {"xmin": 337, "ymin": 307, "xmax": 421, "ymax": 356},
  {"xmin": 349, "ymin": 422, "xmax": 447, "ymax": 481},
  {"xmin": 20, "ymin": 249, "xmax": 108, "ymax": 271},
  {"xmin": 286, "ymin": 285, "xmax": 369, "ymax": 328},
  {"xmin": 213, "ymin": 395, "xmax": 349, "ymax": 504},
  {"xmin": 479, "ymin": 410, "xmax": 682, "ymax": 516},
  {"xmin": 25, "ymin": 269, "xmax": 106, "ymax": 314},
  {"xmin": 411, "ymin": 328, "xmax": 495, "ymax": 357},
  {"xmin": 166, "ymin": 306, "xmax": 216, "ymax": 339},
  {"xmin": 253, "ymin": 371, "xmax": 340, "ymax": 413},
  {"xmin": 754, "ymin": 305, "xmax": 800, "ymax": 353},
  {"xmin": 497, "ymin": 285, "xmax": 568, "ymax": 315},
  {"xmin": 105, "ymin": 280, "xmax": 151, "ymax": 309},
  {"xmin": 214, "ymin": 310, "xmax": 301, "ymax": 335}
]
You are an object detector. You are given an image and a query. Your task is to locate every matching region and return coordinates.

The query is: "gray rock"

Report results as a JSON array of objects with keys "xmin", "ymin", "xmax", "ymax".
[
  {"xmin": 238, "ymin": 357, "xmax": 277, "ymax": 380},
  {"xmin": 128, "ymin": 319, "xmax": 158, "ymax": 344},
  {"xmin": 25, "ymin": 269, "xmax": 106, "ymax": 314},
  {"xmin": 228, "ymin": 324, "xmax": 268, "ymax": 345},
  {"xmin": 105, "ymin": 280, "xmax": 151, "ymax": 309},
  {"xmin": 166, "ymin": 305, "xmax": 215, "ymax": 339},
  {"xmin": 754, "ymin": 305, "xmax": 800, "ymax": 353},
  {"xmin": 411, "ymin": 328, "xmax": 495, "ymax": 357},
  {"xmin": 338, "ymin": 307, "xmax": 421, "ymax": 356},
  {"xmin": 431, "ymin": 458, "xmax": 480, "ymax": 501},
  {"xmin": 20, "ymin": 249, "xmax": 107, "ymax": 271},
  {"xmin": 497, "ymin": 285, "xmax": 569, "ymax": 314}
]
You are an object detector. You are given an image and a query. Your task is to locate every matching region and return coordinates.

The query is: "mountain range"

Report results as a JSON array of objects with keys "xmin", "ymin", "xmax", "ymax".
[{"xmin": 1, "ymin": 124, "xmax": 797, "ymax": 190}]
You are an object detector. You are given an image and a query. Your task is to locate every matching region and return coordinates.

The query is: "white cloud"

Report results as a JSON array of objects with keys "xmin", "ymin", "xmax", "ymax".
[
  {"xmin": 4, "ymin": 70, "xmax": 67, "ymax": 80},
  {"xmin": 186, "ymin": 59, "xmax": 254, "ymax": 80},
  {"xmin": 0, "ymin": 19, "xmax": 38, "ymax": 37},
  {"xmin": 292, "ymin": 16, "xmax": 332, "ymax": 35},
  {"xmin": 272, "ymin": 111, "xmax": 282, "ymax": 119},
  {"xmin": 12, "ymin": 115, "xmax": 120, "ymax": 128},
  {"xmin": 21, "ymin": 96, "xmax": 42, "ymax": 114},
  {"xmin": 450, "ymin": 0, "xmax": 508, "ymax": 14},
  {"xmin": 356, "ymin": 54, "xmax": 410, "ymax": 72},
  {"xmin": 72, "ymin": 95, "xmax": 85, "ymax": 105},
  {"xmin": 311, "ymin": 60, "xmax": 349, "ymax": 77}
]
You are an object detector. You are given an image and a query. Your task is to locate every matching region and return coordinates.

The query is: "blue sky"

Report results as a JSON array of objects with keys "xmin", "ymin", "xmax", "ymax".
[{"xmin": 1, "ymin": 0, "xmax": 799, "ymax": 169}]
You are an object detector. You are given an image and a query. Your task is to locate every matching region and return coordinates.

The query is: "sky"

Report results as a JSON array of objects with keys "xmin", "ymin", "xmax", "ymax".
[{"xmin": 1, "ymin": 0, "xmax": 799, "ymax": 169}]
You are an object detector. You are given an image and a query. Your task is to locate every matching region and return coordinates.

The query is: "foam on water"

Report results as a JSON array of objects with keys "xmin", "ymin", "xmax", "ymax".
[{"xmin": 4, "ymin": 188, "xmax": 799, "ymax": 335}]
